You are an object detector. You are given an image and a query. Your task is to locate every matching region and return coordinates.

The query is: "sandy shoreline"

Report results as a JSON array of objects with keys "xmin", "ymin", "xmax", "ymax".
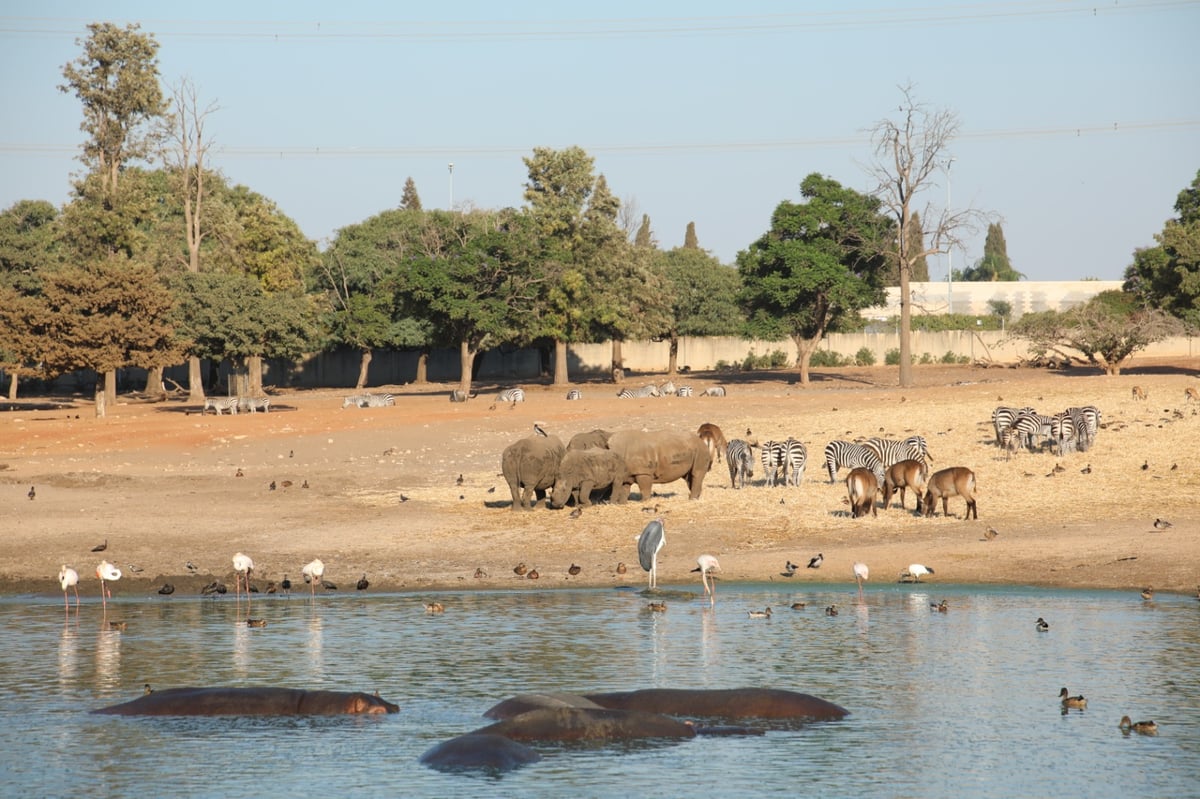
[{"xmin": 3, "ymin": 360, "xmax": 1197, "ymax": 599}]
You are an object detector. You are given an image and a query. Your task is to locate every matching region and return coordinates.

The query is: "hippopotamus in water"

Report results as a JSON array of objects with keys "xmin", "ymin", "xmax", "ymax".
[
  {"xmin": 584, "ymin": 687, "xmax": 848, "ymax": 722},
  {"xmin": 419, "ymin": 733, "xmax": 542, "ymax": 773},
  {"xmin": 92, "ymin": 687, "xmax": 400, "ymax": 716},
  {"xmin": 473, "ymin": 706, "xmax": 696, "ymax": 743}
]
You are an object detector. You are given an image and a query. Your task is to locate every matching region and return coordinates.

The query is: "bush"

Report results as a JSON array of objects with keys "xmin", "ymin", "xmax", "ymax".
[
  {"xmin": 715, "ymin": 359, "xmax": 736, "ymax": 372},
  {"xmin": 940, "ymin": 350, "xmax": 959, "ymax": 364},
  {"xmin": 920, "ymin": 352, "xmax": 934, "ymax": 365},
  {"xmin": 768, "ymin": 349, "xmax": 790, "ymax": 368},
  {"xmin": 884, "ymin": 348, "xmax": 901, "ymax": 366},
  {"xmin": 855, "ymin": 347, "xmax": 877, "ymax": 366},
  {"xmin": 810, "ymin": 349, "xmax": 850, "ymax": 367}
]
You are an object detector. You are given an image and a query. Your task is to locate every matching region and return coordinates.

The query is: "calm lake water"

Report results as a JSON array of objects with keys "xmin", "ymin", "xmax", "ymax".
[{"xmin": 3, "ymin": 582, "xmax": 1198, "ymax": 798}]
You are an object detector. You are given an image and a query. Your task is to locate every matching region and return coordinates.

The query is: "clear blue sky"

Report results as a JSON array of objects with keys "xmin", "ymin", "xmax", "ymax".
[{"xmin": 3, "ymin": 1, "xmax": 1198, "ymax": 281}]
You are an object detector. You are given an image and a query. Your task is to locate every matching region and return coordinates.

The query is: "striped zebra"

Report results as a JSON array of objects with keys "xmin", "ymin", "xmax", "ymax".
[
  {"xmin": 203, "ymin": 396, "xmax": 238, "ymax": 415},
  {"xmin": 1000, "ymin": 410, "xmax": 1050, "ymax": 457},
  {"xmin": 726, "ymin": 439, "xmax": 755, "ymax": 489},
  {"xmin": 864, "ymin": 435, "xmax": 931, "ymax": 467},
  {"xmin": 760, "ymin": 441, "xmax": 785, "ymax": 487},
  {"xmin": 497, "ymin": 388, "xmax": 525, "ymax": 403},
  {"xmin": 701, "ymin": 386, "xmax": 726, "ymax": 397},
  {"xmin": 823, "ymin": 441, "xmax": 884, "ymax": 484},
  {"xmin": 342, "ymin": 394, "xmax": 368, "ymax": 408},
  {"xmin": 658, "ymin": 380, "xmax": 676, "ymax": 396},
  {"xmin": 449, "ymin": 390, "xmax": 476, "ymax": 402},
  {"xmin": 565, "ymin": 389, "xmax": 582, "ymax": 400},
  {"xmin": 362, "ymin": 393, "xmax": 394, "ymax": 408},
  {"xmin": 1066, "ymin": 405, "xmax": 1100, "ymax": 450},
  {"xmin": 617, "ymin": 384, "xmax": 661, "ymax": 399},
  {"xmin": 675, "ymin": 386, "xmax": 694, "ymax": 397},
  {"xmin": 237, "ymin": 396, "xmax": 270, "ymax": 413},
  {"xmin": 1049, "ymin": 411, "xmax": 1078, "ymax": 455},
  {"xmin": 992, "ymin": 406, "xmax": 1036, "ymax": 448},
  {"xmin": 780, "ymin": 438, "xmax": 808, "ymax": 486}
]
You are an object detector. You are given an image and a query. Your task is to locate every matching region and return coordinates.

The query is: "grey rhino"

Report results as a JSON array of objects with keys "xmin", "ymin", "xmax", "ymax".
[
  {"xmin": 607, "ymin": 429, "xmax": 710, "ymax": 503},
  {"xmin": 566, "ymin": 428, "xmax": 613, "ymax": 451},
  {"xmin": 502, "ymin": 434, "xmax": 566, "ymax": 510},
  {"xmin": 549, "ymin": 447, "xmax": 625, "ymax": 508}
]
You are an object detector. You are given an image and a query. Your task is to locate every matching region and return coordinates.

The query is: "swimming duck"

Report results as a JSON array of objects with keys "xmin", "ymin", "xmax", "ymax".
[
  {"xmin": 646, "ymin": 601, "xmax": 667, "ymax": 613},
  {"xmin": 790, "ymin": 601, "xmax": 807, "ymax": 610},
  {"xmin": 1118, "ymin": 716, "xmax": 1158, "ymax": 735},
  {"xmin": 1036, "ymin": 617, "xmax": 1050, "ymax": 632},
  {"xmin": 931, "ymin": 599, "xmax": 949, "ymax": 613},
  {"xmin": 825, "ymin": 604, "xmax": 839, "ymax": 617},
  {"xmin": 424, "ymin": 602, "xmax": 445, "ymax": 614},
  {"xmin": 1059, "ymin": 688, "xmax": 1088, "ymax": 710},
  {"xmin": 747, "ymin": 607, "xmax": 773, "ymax": 619},
  {"xmin": 1140, "ymin": 587, "xmax": 1154, "ymax": 601},
  {"xmin": 246, "ymin": 618, "xmax": 267, "ymax": 628}
]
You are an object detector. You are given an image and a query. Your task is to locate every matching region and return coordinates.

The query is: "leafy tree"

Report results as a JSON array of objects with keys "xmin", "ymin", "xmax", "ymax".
[
  {"xmin": 59, "ymin": 22, "xmax": 166, "ymax": 194},
  {"xmin": 962, "ymin": 222, "xmax": 1023, "ymax": 281},
  {"xmin": 987, "ymin": 299, "xmax": 1013, "ymax": 326},
  {"xmin": 684, "ymin": 221, "xmax": 699, "ymax": 250},
  {"xmin": 865, "ymin": 84, "xmax": 985, "ymax": 387},
  {"xmin": 0, "ymin": 200, "xmax": 63, "ymax": 397},
  {"xmin": 1123, "ymin": 169, "xmax": 1200, "ymax": 329},
  {"xmin": 634, "ymin": 214, "xmax": 655, "ymax": 248},
  {"xmin": 737, "ymin": 173, "xmax": 890, "ymax": 385},
  {"xmin": 1009, "ymin": 290, "xmax": 1181, "ymax": 375},
  {"xmin": 658, "ymin": 247, "xmax": 743, "ymax": 373},
  {"xmin": 400, "ymin": 177, "xmax": 422, "ymax": 211}
]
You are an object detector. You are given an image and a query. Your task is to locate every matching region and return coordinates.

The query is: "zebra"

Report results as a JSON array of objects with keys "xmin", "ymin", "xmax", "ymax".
[
  {"xmin": 617, "ymin": 385, "xmax": 661, "ymax": 399},
  {"xmin": 658, "ymin": 380, "xmax": 676, "ymax": 396},
  {"xmin": 204, "ymin": 396, "xmax": 238, "ymax": 415},
  {"xmin": 1001, "ymin": 411, "xmax": 1049, "ymax": 458},
  {"xmin": 565, "ymin": 389, "xmax": 582, "ymax": 400},
  {"xmin": 1049, "ymin": 411, "xmax": 1078, "ymax": 455},
  {"xmin": 780, "ymin": 438, "xmax": 808, "ymax": 486},
  {"xmin": 823, "ymin": 441, "xmax": 884, "ymax": 484},
  {"xmin": 992, "ymin": 406, "xmax": 1035, "ymax": 448},
  {"xmin": 1066, "ymin": 405, "xmax": 1100, "ymax": 450},
  {"xmin": 342, "ymin": 394, "xmax": 369, "ymax": 408},
  {"xmin": 449, "ymin": 390, "xmax": 476, "ymax": 402},
  {"xmin": 726, "ymin": 439, "xmax": 755, "ymax": 489},
  {"xmin": 675, "ymin": 386, "xmax": 694, "ymax": 397},
  {"xmin": 497, "ymin": 388, "xmax": 525, "ymax": 403},
  {"xmin": 760, "ymin": 441, "xmax": 785, "ymax": 487},
  {"xmin": 237, "ymin": 396, "xmax": 270, "ymax": 413},
  {"xmin": 864, "ymin": 435, "xmax": 931, "ymax": 468},
  {"xmin": 701, "ymin": 386, "xmax": 727, "ymax": 397}
]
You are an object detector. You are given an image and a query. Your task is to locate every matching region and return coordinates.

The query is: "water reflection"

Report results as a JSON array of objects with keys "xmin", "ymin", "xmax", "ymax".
[{"xmin": 3, "ymin": 586, "xmax": 1199, "ymax": 799}]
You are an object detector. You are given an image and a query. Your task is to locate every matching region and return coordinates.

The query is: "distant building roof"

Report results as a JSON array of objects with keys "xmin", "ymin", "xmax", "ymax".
[{"xmin": 862, "ymin": 280, "xmax": 1124, "ymax": 319}]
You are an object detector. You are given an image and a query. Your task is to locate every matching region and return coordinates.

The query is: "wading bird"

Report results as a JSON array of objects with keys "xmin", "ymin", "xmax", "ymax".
[
  {"xmin": 232, "ymin": 552, "xmax": 254, "ymax": 604},
  {"xmin": 58, "ymin": 565, "xmax": 79, "ymax": 610},
  {"xmin": 853, "ymin": 562, "xmax": 869, "ymax": 598},
  {"xmin": 96, "ymin": 560, "xmax": 121, "ymax": 610},
  {"xmin": 301, "ymin": 558, "xmax": 325, "ymax": 597},
  {"xmin": 637, "ymin": 518, "xmax": 666, "ymax": 591},
  {"xmin": 904, "ymin": 564, "xmax": 935, "ymax": 583},
  {"xmin": 693, "ymin": 554, "xmax": 721, "ymax": 606}
]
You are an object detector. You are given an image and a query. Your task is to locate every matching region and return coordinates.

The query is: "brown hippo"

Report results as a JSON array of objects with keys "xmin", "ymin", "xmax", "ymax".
[
  {"xmin": 92, "ymin": 687, "xmax": 400, "ymax": 716},
  {"xmin": 419, "ymin": 733, "xmax": 542, "ymax": 773},
  {"xmin": 473, "ymin": 706, "xmax": 697, "ymax": 742},
  {"xmin": 607, "ymin": 429, "xmax": 710, "ymax": 502},
  {"xmin": 501, "ymin": 434, "xmax": 566, "ymax": 510},
  {"xmin": 549, "ymin": 448, "xmax": 625, "ymax": 508},
  {"xmin": 584, "ymin": 687, "xmax": 848, "ymax": 722}
]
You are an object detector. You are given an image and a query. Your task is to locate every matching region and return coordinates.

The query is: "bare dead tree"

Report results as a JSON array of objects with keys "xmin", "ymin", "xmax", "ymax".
[
  {"xmin": 160, "ymin": 77, "xmax": 220, "ymax": 400},
  {"xmin": 864, "ymin": 83, "xmax": 987, "ymax": 387}
]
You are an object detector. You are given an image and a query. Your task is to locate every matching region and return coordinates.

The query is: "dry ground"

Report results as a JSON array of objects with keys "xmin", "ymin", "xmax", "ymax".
[{"xmin": 2, "ymin": 358, "xmax": 1198, "ymax": 599}]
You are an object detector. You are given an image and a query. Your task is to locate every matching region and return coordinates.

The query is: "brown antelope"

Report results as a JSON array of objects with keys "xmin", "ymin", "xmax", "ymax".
[
  {"xmin": 923, "ymin": 466, "xmax": 978, "ymax": 520},
  {"xmin": 1185, "ymin": 387, "xmax": 1199, "ymax": 404},
  {"xmin": 846, "ymin": 467, "xmax": 879, "ymax": 518},
  {"xmin": 1132, "ymin": 385, "xmax": 1148, "ymax": 401},
  {"xmin": 882, "ymin": 458, "xmax": 929, "ymax": 511},
  {"xmin": 697, "ymin": 422, "xmax": 728, "ymax": 471}
]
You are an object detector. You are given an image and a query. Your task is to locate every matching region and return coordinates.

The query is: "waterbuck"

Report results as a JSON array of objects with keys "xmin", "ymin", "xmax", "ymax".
[
  {"xmin": 882, "ymin": 458, "xmax": 928, "ymax": 511},
  {"xmin": 846, "ymin": 467, "xmax": 879, "ymax": 518},
  {"xmin": 923, "ymin": 467, "xmax": 978, "ymax": 520}
]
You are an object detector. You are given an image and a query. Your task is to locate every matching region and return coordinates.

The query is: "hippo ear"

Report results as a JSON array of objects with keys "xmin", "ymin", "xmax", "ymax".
[{"xmin": 350, "ymin": 695, "xmax": 369, "ymax": 713}]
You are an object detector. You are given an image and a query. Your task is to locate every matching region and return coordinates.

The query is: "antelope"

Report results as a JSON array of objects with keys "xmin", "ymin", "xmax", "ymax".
[
  {"xmin": 923, "ymin": 467, "xmax": 978, "ymax": 520},
  {"xmin": 881, "ymin": 458, "xmax": 929, "ymax": 511},
  {"xmin": 1131, "ymin": 385, "xmax": 1147, "ymax": 401},
  {"xmin": 697, "ymin": 422, "xmax": 728, "ymax": 472},
  {"xmin": 1185, "ymin": 387, "xmax": 1199, "ymax": 404},
  {"xmin": 846, "ymin": 467, "xmax": 879, "ymax": 518}
]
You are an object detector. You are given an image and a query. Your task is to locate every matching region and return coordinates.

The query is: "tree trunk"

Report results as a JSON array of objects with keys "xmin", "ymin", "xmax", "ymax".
[
  {"xmin": 415, "ymin": 349, "xmax": 428, "ymax": 384},
  {"xmin": 611, "ymin": 340, "xmax": 624, "ymax": 384},
  {"xmin": 667, "ymin": 336, "xmax": 679, "ymax": 375},
  {"xmin": 553, "ymin": 340, "xmax": 569, "ymax": 386},
  {"xmin": 7, "ymin": 372, "xmax": 17, "ymax": 401},
  {"xmin": 232, "ymin": 358, "xmax": 250, "ymax": 398},
  {"xmin": 105, "ymin": 368, "xmax": 117, "ymax": 407},
  {"xmin": 94, "ymin": 372, "xmax": 107, "ymax": 419},
  {"xmin": 356, "ymin": 348, "xmax": 372, "ymax": 390},
  {"xmin": 898, "ymin": 270, "xmax": 914, "ymax": 387},
  {"xmin": 792, "ymin": 334, "xmax": 822, "ymax": 386},
  {"xmin": 143, "ymin": 366, "xmax": 165, "ymax": 396},
  {"xmin": 458, "ymin": 340, "xmax": 476, "ymax": 395},
  {"xmin": 247, "ymin": 355, "xmax": 263, "ymax": 395},
  {"xmin": 187, "ymin": 356, "xmax": 204, "ymax": 402}
]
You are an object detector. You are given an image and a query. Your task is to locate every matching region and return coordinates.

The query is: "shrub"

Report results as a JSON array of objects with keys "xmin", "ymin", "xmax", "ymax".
[
  {"xmin": 884, "ymin": 348, "xmax": 902, "ymax": 366},
  {"xmin": 919, "ymin": 352, "xmax": 934, "ymax": 365},
  {"xmin": 810, "ymin": 349, "xmax": 849, "ymax": 367},
  {"xmin": 768, "ymin": 349, "xmax": 790, "ymax": 368},
  {"xmin": 855, "ymin": 347, "xmax": 877, "ymax": 366},
  {"xmin": 940, "ymin": 350, "xmax": 959, "ymax": 364}
]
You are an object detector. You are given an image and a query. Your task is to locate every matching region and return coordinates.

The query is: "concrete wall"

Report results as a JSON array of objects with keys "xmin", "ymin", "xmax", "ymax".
[{"xmin": 863, "ymin": 280, "xmax": 1126, "ymax": 319}]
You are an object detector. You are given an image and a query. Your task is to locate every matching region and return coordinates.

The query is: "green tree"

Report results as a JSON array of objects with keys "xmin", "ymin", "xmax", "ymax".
[
  {"xmin": 634, "ymin": 214, "xmax": 654, "ymax": 248},
  {"xmin": 1124, "ymin": 169, "xmax": 1200, "ymax": 329},
  {"xmin": 737, "ymin": 173, "xmax": 889, "ymax": 385},
  {"xmin": 1009, "ymin": 290, "xmax": 1181, "ymax": 375},
  {"xmin": 0, "ymin": 200, "xmax": 62, "ymax": 398},
  {"xmin": 400, "ymin": 177, "xmax": 422, "ymax": 211},
  {"xmin": 658, "ymin": 247, "xmax": 743, "ymax": 373},
  {"xmin": 962, "ymin": 222, "xmax": 1023, "ymax": 281},
  {"xmin": 684, "ymin": 221, "xmax": 699, "ymax": 250}
]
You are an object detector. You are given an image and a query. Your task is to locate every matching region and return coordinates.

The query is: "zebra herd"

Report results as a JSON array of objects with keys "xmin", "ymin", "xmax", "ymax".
[
  {"xmin": 342, "ymin": 392, "xmax": 395, "ymax": 409},
  {"xmin": 203, "ymin": 396, "xmax": 270, "ymax": 415},
  {"xmin": 992, "ymin": 404, "xmax": 1100, "ymax": 458},
  {"xmin": 616, "ymin": 382, "xmax": 722, "ymax": 399},
  {"xmin": 723, "ymin": 434, "xmax": 931, "ymax": 490}
]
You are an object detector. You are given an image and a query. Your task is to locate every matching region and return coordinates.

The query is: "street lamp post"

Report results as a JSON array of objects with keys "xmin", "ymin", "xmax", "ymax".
[
  {"xmin": 448, "ymin": 162, "xmax": 454, "ymax": 209},
  {"xmin": 945, "ymin": 157, "xmax": 956, "ymax": 314}
]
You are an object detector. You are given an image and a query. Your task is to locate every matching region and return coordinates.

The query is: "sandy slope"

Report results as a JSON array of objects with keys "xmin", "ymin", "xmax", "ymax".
[{"xmin": 2, "ymin": 360, "xmax": 1197, "ymax": 599}]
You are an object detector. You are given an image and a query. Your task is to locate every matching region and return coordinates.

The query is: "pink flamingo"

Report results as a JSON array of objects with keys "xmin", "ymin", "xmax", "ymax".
[
  {"xmin": 59, "ymin": 565, "xmax": 80, "ymax": 610},
  {"xmin": 96, "ymin": 560, "xmax": 121, "ymax": 610},
  {"xmin": 693, "ymin": 554, "xmax": 721, "ymax": 606},
  {"xmin": 232, "ymin": 552, "xmax": 255, "ymax": 605}
]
